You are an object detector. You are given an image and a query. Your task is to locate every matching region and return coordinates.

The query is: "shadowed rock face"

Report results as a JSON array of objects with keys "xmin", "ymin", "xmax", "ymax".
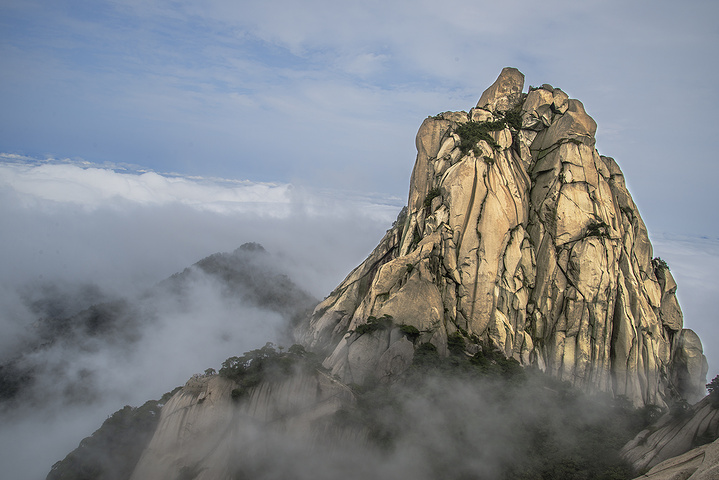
[
  {"xmin": 296, "ymin": 68, "xmax": 708, "ymax": 407},
  {"xmin": 630, "ymin": 439, "xmax": 719, "ymax": 480}
]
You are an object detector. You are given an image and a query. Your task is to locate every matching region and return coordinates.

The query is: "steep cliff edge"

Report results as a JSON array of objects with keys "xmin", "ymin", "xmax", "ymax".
[{"xmin": 296, "ymin": 67, "xmax": 708, "ymax": 407}]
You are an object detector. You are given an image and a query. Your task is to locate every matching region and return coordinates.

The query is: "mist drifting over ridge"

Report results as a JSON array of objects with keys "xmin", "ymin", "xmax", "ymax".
[
  {"xmin": 1, "ymin": 155, "xmax": 718, "ymax": 480},
  {"xmin": 0, "ymin": 156, "xmax": 401, "ymax": 480}
]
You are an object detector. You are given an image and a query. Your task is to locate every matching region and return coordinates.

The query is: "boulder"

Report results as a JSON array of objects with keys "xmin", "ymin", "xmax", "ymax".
[
  {"xmin": 476, "ymin": 67, "xmax": 525, "ymax": 112},
  {"xmin": 631, "ymin": 439, "xmax": 719, "ymax": 480}
]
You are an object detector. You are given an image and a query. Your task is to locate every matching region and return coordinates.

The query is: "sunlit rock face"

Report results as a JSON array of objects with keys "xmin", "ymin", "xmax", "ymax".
[{"xmin": 296, "ymin": 68, "xmax": 708, "ymax": 407}]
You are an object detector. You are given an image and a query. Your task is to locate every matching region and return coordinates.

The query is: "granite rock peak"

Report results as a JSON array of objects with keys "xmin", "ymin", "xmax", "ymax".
[{"xmin": 296, "ymin": 67, "xmax": 708, "ymax": 408}]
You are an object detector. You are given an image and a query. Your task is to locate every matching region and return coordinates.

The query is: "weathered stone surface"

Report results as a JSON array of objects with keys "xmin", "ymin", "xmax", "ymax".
[
  {"xmin": 470, "ymin": 108, "xmax": 494, "ymax": 122},
  {"xmin": 297, "ymin": 68, "xmax": 707, "ymax": 407},
  {"xmin": 552, "ymin": 88, "xmax": 569, "ymax": 114},
  {"xmin": 631, "ymin": 439, "xmax": 719, "ymax": 480},
  {"xmin": 622, "ymin": 396, "xmax": 719, "ymax": 473},
  {"xmin": 408, "ymin": 116, "xmax": 453, "ymax": 213},
  {"xmin": 130, "ymin": 372, "xmax": 356, "ymax": 480},
  {"xmin": 532, "ymin": 99, "xmax": 598, "ymax": 149},
  {"xmin": 375, "ymin": 336, "xmax": 415, "ymax": 381},
  {"xmin": 672, "ymin": 329, "xmax": 711, "ymax": 403},
  {"xmin": 476, "ymin": 67, "xmax": 525, "ymax": 112}
]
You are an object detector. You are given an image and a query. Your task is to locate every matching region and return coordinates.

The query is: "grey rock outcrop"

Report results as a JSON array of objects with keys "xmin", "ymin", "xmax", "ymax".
[
  {"xmin": 296, "ymin": 68, "xmax": 708, "ymax": 407},
  {"xmin": 622, "ymin": 396, "xmax": 719, "ymax": 473},
  {"xmin": 476, "ymin": 66, "xmax": 525, "ymax": 112},
  {"xmin": 635, "ymin": 440, "xmax": 719, "ymax": 480},
  {"xmin": 129, "ymin": 371, "xmax": 356, "ymax": 480},
  {"xmin": 630, "ymin": 439, "xmax": 719, "ymax": 480}
]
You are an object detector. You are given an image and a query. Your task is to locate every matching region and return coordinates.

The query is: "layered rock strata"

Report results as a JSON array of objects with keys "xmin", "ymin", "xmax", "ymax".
[{"xmin": 296, "ymin": 67, "xmax": 707, "ymax": 407}]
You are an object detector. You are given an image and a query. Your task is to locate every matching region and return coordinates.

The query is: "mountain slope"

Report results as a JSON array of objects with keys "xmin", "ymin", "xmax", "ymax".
[{"xmin": 0, "ymin": 242, "xmax": 316, "ymax": 408}]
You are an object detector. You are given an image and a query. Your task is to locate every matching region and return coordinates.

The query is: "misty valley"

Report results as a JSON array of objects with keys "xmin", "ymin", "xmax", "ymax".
[
  {"xmin": 0, "ymin": 243, "xmax": 316, "ymax": 410},
  {"xmin": 15, "ymin": 240, "xmax": 716, "ymax": 480}
]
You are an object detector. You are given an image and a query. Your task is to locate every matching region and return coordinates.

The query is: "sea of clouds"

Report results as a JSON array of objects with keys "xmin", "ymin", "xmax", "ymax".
[
  {"xmin": 0, "ymin": 154, "xmax": 717, "ymax": 480},
  {"xmin": 0, "ymin": 154, "xmax": 401, "ymax": 480}
]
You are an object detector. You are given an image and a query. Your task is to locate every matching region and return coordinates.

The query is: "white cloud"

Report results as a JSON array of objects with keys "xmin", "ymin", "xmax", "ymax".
[{"xmin": 0, "ymin": 156, "xmax": 405, "ymax": 221}]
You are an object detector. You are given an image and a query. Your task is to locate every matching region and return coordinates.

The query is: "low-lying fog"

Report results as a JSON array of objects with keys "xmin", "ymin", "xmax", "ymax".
[
  {"xmin": 0, "ymin": 159, "xmax": 400, "ymax": 480},
  {"xmin": 0, "ymin": 158, "xmax": 716, "ymax": 480}
]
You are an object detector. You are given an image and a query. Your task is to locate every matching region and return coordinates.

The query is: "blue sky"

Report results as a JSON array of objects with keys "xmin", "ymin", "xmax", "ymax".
[{"xmin": 1, "ymin": 0, "xmax": 718, "ymax": 235}]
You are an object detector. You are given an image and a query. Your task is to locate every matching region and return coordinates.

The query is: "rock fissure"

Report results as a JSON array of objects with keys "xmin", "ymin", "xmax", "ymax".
[
  {"xmin": 457, "ymin": 157, "xmax": 481, "ymax": 253},
  {"xmin": 295, "ymin": 68, "xmax": 706, "ymax": 408}
]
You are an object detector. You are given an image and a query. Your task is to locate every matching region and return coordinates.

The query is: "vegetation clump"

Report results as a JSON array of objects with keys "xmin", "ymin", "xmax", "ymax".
[
  {"xmin": 447, "ymin": 331, "xmax": 466, "ymax": 355},
  {"xmin": 423, "ymin": 187, "xmax": 442, "ymax": 209},
  {"xmin": 455, "ymin": 106, "xmax": 522, "ymax": 156},
  {"xmin": 586, "ymin": 220, "xmax": 610, "ymax": 238},
  {"xmin": 220, "ymin": 342, "xmax": 319, "ymax": 401},
  {"xmin": 652, "ymin": 257, "xmax": 670, "ymax": 272},
  {"xmin": 707, "ymin": 375, "xmax": 719, "ymax": 408},
  {"xmin": 398, "ymin": 324, "xmax": 420, "ymax": 342},
  {"xmin": 503, "ymin": 105, "xmax": 523, "ymax": 131},
  {"xmin": 354, "ymin": 315, "xmax": 393, "ymax": 336},
  {"xmin": 455, "ymin": 119, "xmax": 505, "ymax": 154}
]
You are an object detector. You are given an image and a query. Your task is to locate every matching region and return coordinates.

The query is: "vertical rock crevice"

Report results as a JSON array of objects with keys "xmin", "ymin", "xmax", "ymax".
[{"xmin": 296, "ymin": 67, "xmax": 707, "ymax": 407}]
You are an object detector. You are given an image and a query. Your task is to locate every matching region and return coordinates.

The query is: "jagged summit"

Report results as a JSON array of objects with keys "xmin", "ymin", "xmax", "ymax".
[
  {"xmin": 297, "ymin": 67, "xmax": 707, "ymax": 407},
  {"xmin": 476, "ymin": 66, "xmax": 524, "ymax": 111}
]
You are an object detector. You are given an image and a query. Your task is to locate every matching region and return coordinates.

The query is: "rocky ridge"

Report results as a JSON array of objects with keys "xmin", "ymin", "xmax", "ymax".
[
  {"xmin": 297, "ymin": 67, "xmax": 707, "ymax": 407},
  {"xmin": 630, "ymin": 439, "xmax": 719, "ymax": 480}
]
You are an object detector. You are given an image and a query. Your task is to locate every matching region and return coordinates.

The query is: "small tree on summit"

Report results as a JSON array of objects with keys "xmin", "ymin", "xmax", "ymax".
[{"xmin": 707, "ymin": 375, "xmax": 719, "ymax": 408}]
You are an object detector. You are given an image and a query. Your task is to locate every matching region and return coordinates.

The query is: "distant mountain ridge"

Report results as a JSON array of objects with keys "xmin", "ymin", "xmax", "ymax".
[{"xmin": 0, "ymin": 243, "xmax": 316, "ymax": 408}]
